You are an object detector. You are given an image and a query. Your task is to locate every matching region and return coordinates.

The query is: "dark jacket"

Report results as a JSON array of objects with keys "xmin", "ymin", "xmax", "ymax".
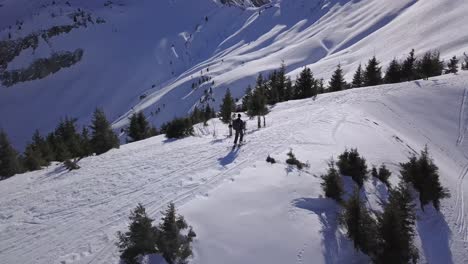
[{"xmin": 232, "ymin": 118, "xmax": 244, "ymax": 131}]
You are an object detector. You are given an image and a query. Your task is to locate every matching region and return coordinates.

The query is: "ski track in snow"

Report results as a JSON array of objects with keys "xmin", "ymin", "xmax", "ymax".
[
  {"xmin": 455, "ymin": 87, "xmax": 468, "ymax": 242},
  {"xmin": 456, "ymin": 88, "xmax": 468, "ymax": 146},
  {"xmin": 455, "ymin": 164, "xmax": 468, "ymax": 241},
  {"xmin": 2, "ymin": 74, "xmax": 468, "ymax": 263}
]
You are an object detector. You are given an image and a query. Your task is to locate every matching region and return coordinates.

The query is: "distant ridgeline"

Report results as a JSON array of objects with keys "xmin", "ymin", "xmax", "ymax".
[
  {"xmin": 219, "ymin": 0, "xmax": 270, "ymax": 8},
  {"xmin": 0, "ymin": 9, "xmax": 105, "ymax": 87}
]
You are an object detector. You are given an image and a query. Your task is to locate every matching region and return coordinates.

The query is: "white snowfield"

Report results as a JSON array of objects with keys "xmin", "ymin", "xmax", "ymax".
[
  {"xmin": 1, "ymin": 0, "xmax": 468, "ymax": 148},
  {"xmin": 1, "ymin": 73, "xmax": 468, "ymax": 263}
]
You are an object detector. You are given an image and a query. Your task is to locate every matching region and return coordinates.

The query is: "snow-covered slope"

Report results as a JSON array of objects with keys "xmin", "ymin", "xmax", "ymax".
[
  {"xmin": 1, "ymin": 73, "xmax": 468, "ymax": 264},
  {"xmin": 1, "ymin": 0, "xmax": 468, "ymax": 149}
]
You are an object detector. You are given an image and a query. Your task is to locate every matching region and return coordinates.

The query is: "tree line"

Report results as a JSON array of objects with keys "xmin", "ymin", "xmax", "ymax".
[
  {"xmin": 0, "ymin": 109, "xmax": 119, "ymax": 178},
  {"xmin": 0, "ymin": 103, "xmax": 220, "ymax": 179},
  {"xmin": 218, "ymin": 49, "xmax": 468, "ymax": 128},
  {"xmin": 320, "ymin": 147, "xmax": 449, "ymax": 263}
]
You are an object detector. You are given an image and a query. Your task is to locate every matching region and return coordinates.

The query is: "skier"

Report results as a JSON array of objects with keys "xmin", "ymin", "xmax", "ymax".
[{"xmin": 232, "ymin": 114, "xmax": 244, "ymax": 146}]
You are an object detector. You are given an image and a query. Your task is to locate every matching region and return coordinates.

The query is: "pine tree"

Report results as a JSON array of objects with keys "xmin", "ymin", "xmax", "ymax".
[
  {"xmin": 163, "ymin": 118, "xmax": 194, "ymax": 139},
  {"xmin": 285, "ymin": 149, "xmax": 306, "ymax": 170},
  {"xmin": 276, "ymin": 63, "xmax": 287, "ymax": 102},
  {"xmin": 247, "ymin": 84, "xmax": 268, "ymax": 129},
  {"xmin": 363, "ymin": 56, "xmax": 383, "ymax": 86},
  {"xmin": 416, "ymin": 51, "xmax": 444, "ymax": 80},
  {"xmin": 220, "ymin": 89, "xmax": 235, "ymax": 124},
  {"xmin": 242, "ymin": 86, "xmax": 253, "ymax": 112},
  {"xmin": 351, "ymin": 64, "xmax": 364, "ymax": 88},
  {"xmin": 128, "ymin": 112, "xmax": 153, "ymax": 143},
  {"xmin": 80, "ymin": 127, "xmax": 93, "ymax": 157},
  {"xmin": 23, "ymin": 142, "xmax": 46, "ymax": 171},
  {"xmin": 31, "ymin": 130, "xmax": 54, "ymax": 163},
  {"xmin": 294, "ymin": 67, "xmax": 316, "ymax": 99},
  {"xmin": 317, "ymin": 78, "xmax": 325, "ymax": 94},
  {"xmin": 266, "ymin": 70, "xmax": 280, "ymax": 105},
  {"xmin": 337, "ymin": 148, "xmax": 368, "ymax": 188},
  {"xmin": 401, "ymin": 49, "xmax": 417, "ymax": 81},
  {"xmin": 374, "ymin": 182, "xmax": 418, "ymax": 264},
  {"xmin": 341, "ymin": 189, "xmax": 377, "ymax": 255},
  {"xmin": 284, "ymin": 77, "xmax": 294, "ymax": 100},
  {"xmin": 47, "ymin": 133, "xmax": 70, "ymax": 162},
  {"xmin": 53, "ymin": 117, "xmax": 83, "ymax": 159},
  {"xmin": 462, "ymin": 53, "xmax": 468, "ymax": 70},
  {"xmin": 25, "ymin": 129, "xmax": 55, "ymax": 167},
  {"xmin": 446, "ymin": 56, "xmax": 459, "ymax": 74},
  {"xmin": 190, "ymin": 106, "xmax": 202, "ymax": 124},
  {"xmin": 116, "ymin": 204, "xmax": 159, "ymax": 264},
  {"xmin": 320, "ymin": 160, "xmax": 344, "ymax": 202},
  {"xmin": 384, "ymin": 59, "xmax": 402, "ymax": 84},
  {"xmin": 0, "ymin": 130, "xmax": 21, "ymax": 178},
  {"xmin": 158, "ymin": 203, "xmax": 196, "ymax": 264},
  {"xmin": 90, "ymin": 108, "xmax": 120, "ymax": 154},
  {"xmin": 400, "ymin": 146, "xmax": 450, "ymax": 211},
  {"xmin": 371, "ymin": 164, "xmax": 391, "ymax": 187},
  {"xmin": 328, "ymin": 64, "xmax": 347, "ymax": 92}
]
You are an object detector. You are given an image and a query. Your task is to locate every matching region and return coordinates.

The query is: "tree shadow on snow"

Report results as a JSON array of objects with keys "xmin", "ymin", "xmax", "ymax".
[
  {"xmin": 218, "ymin": 148, "xmax": 240, "ymax": 166},
  {"xmin": 416, "ymin": 206, "xmax": 454, "ymax": 264},
  {"xmin": 292, "ymin": 197, "xmax": 369, "ymax": 264}
]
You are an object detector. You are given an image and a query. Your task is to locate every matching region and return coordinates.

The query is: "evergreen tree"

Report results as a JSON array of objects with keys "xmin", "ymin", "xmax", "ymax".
[
  {"xmin": 158, "ymin": 203, "xmax": 196, "ymax": 264},
  {"xmin": 371, "ymin": 164, "xmax": 391, "ymax": 188},
  {"xmin": 266, "ymin": 70, "xmax": 280, "ymax": 105},
  {"xmin": 50, "ymin": 117, "xmax": 83, "ymax": 160},
  {"xmin": 284, "ymin": 77, "xmax": 294, "ymax": 100},
  {"xmin": 320, "ymin": 160, "xmax": 344, "ymax": 202},
  {"xmin": 317, "ymin": 78, "xmax": 325, "ymax": 94},
  {"xmin": 128, "ymin": 112, "xmax": 154, "ymax": 143},
  {"xmin": 401, "ymin": 49, "xmax": 417, "ymax": 81},
  {"xmin": 337, "ymin": 148, "xmax": 368, "ymax": 188},
  {"xmin": 351, "ymin": 64, "xmax": 364, "ymax": 88},
  {"xmin": 400, "ymin": 146, "xmax": 450, "ymax": 211},
  {"xmin": 276, "ymin": 63, "xmax": 288, "ymax": 102},
  {"xmin": 247, "ymin": 84, "xmax": 268, "ymax": 128},
  {"xmin": 23, "ymin": 143, "xmax": 46, "ymax": 171},
  {"xmin": 446, "ymin": 56, "xmax": 459, "ymax": 74},
  {"xmin": 31, "ymin": 130, "xmax": 54, "ymax": 163},
  {"xmin": 219, "ymin": 89, "xmax": 235, "ymax": 124},
  {"xmin": 363, "ymin": 56, "xmax": 383, "ymax": 86},
  {"xmin": 285, "ymin": 149, "xmax": 306, "ymax": 170},
  {"xmin": 163, "ymin": 118, "xmax": 194, "ymax": 139},
  {"xmin": 384, "ymin": 59, "xmax": 402, "ymax": 84},
  {"xmin": 116, "ymin": 204, "xmax": 159, "ymax": 264},
  {"xmin": 47, "ymin": 132, "xmax": 71, "ymax": 162},
  {"xmin": 242, "ymin": 86, "xmax": 253, "ymax": 112},
  {"xmin": 374, "ymin": 182, "xmax": 418, "ymax": 264},
  {"xmin": 328, "ymin": 64, "xmax": 347, "ymax": 92},
  {"xmin": 80, "ymin": 127, "xmax": 93, "ymax": 157},
  {"xmin": 90, "ymin": 108, "xmax": 120, "ymax": 155},
  {"xmin": 294, "ymin": 67, "xmax": 316, "ymax": 99},
  {"xmin": 341, "ymin": 189, "xmax": 377, "ymax": 255},
  {"xmin": 190, "ymin": 106, "xmax": 202, "ymax": 124},
  {"xmin": 462, "ymin": 53, "xmax": 468, "ymax": 70},
  {"xmin": 416, "ymin": 51, "xmax": 444, "ymax": 80},
  {"xmin": 0, "ymin": 130, "xmax": 21, "ymax": 178}
]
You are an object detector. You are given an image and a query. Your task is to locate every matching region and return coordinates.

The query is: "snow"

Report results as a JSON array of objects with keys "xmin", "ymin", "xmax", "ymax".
[
  {"xmin": 1, "ymin": 72, "xmax": 468, "ymax": 263},
  {"xmin": 1, "ymin": 0, "xmax": 468, "ymax": 149}
]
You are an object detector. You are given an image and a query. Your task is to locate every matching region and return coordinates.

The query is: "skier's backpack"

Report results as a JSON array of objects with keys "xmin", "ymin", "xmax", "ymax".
[{"xmin": 233, "ymin": 119, "xmax": 241, "ymax": 131}]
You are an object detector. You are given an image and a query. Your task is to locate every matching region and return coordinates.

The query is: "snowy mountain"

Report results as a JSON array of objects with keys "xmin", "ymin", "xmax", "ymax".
[
  {"xmin": 1, "ymin": 73, "xmax": 468, "ymax": 263},
  {"xmin": 1, "ymin": 0, "xmax": 468, "ymax": 149}
]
